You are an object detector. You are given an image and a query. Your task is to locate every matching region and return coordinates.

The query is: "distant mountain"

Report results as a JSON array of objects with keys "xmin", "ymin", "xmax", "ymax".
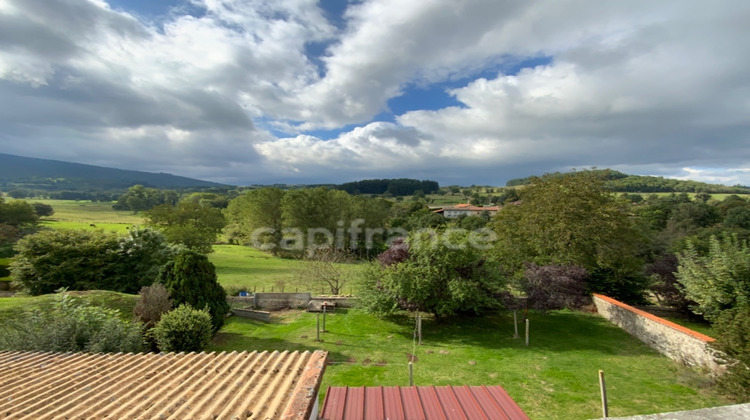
[{"xmin": 0, "ymin": 153, "xmax": 226, "ymax": 192}]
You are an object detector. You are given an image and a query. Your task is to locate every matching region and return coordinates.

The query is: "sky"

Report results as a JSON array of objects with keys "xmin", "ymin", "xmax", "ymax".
[{"xmin": 1, "ymin": 0, "xmax": 749, "ymax": 187}]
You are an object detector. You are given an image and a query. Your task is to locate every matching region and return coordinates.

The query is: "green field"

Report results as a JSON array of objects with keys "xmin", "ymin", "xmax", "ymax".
[
  {"xmin": 32, "ymin": 199, "xmax": 143, "ymax": 232},
  {"xmin": 210, "ymin": 244, "xmax": 364, "ymax": 295}
]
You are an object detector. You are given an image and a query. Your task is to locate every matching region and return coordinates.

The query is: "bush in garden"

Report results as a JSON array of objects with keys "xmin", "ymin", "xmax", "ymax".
[
  {"xmin": 152, "ymin": 304, "xmax": 213, "ymax": 352},
  {"xmin": 0, "ymin": 292, "xmax": 145, "ymax": 353},
  {"xmin": 133, "ymin": 283, "xmax": 173, "ymax": 328},
  {"xmin": 522, "ymin": 264, "xmax": 591, "ymax": 311}
]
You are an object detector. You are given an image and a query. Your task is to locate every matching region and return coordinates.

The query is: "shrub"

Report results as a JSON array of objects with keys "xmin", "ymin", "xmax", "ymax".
[
  {"xmin": 133, "ymin": 283, "xmax": 173, "ymax": 328},
  {"xmin": 157, "ymin": 250, "xmax": 229, "ymax": 332},
  {"xmin": 0, "ymin": 292, "xmax": 145, "ymax": 353},
  {"xmin": 359, "ymin": 231, "xmax": 505, "ymax": 319},
  {"xmin": 522, "ymin": 264, "xmax": 591, "ymax": 311},
  {"xmin": 711, "ymin": 307, "xmax": 750, "ymax": 402},
  {"xmin": 152, "ymin": 304, "xmax": 213, "ymax": 352}
]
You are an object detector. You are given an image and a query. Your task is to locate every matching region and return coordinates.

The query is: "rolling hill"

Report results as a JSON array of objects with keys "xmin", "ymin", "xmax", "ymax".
[{"xmin": 0, "ymin": 153, "xmax": 226, "ymax": 192}]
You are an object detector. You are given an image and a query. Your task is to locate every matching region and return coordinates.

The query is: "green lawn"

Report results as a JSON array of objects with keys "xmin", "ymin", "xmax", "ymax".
[{"xmin": 210, "ymin": 308, "xmax": 725, "ymax": 420}]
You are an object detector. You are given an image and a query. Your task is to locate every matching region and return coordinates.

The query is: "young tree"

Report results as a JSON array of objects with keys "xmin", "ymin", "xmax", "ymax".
[
  {"xmin": 296, "ymin": 247, "xmax": 353, "ymax": 295},
  {"xmin": 157, "ymin": 250, "xmax": 229, "ymax": 332}
]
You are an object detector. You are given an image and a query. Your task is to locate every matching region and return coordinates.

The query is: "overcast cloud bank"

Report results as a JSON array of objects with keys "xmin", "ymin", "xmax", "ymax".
[{"xmin": 1, "ymin": 0, "xmax": 748, "ymax": 186}]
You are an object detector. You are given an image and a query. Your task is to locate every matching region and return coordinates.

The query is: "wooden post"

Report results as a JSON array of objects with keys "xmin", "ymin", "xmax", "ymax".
[
  {"xmin": 525, "ymin": 318, "xmax": 530, "ymax": 347},
  {"xmin": 513, "ymin": 310, "xmax": 519, "ymax": 338},
  {"xmin": 322, "ymin": 304, "xmax": 327, "ymax": 332},
  {"xmin": 599, "ymin": 370, "xmax": 608, "ymax": 418},
  {"xmin": 409, "ymin": 362, "xmax": 414, "ymax": 386},
  {"xmin": 316, "ymin": 312, "xmax": 321, "ymax": 342},
  {"xmin": 417, "ymin": 314, "xmax": 422, "ymax": 345}
]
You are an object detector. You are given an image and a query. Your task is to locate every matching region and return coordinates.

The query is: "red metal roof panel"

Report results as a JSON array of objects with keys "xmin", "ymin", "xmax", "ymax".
[
  {"xmin": 383, "ymin": 386, "xmax": 406, "ymax": 420},
  {"xmin": 321, "ymin": 385, "xmax": 529, "ymax": 420},
  {"xmin": 364, "ymin": 386, "xmax": 385, "ymax": 420},
  {"xmin": 416, "ymin": 386, "xmax": 448, "ymax": 420}
]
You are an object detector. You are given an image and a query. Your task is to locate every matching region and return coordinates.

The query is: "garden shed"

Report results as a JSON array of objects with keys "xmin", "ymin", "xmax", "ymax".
[{"xmin": 0, "ymin": 349, "xmax": 327, "ymax": 420}]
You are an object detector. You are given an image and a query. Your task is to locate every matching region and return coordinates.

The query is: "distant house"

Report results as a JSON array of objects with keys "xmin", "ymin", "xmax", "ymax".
[
  {"xmin": 434, "ymin": 203, "xmax": 500, "ymax": 219},
  {"xmin": 0, "ymin": 350, "xmax": 327, "ymax": 420}
]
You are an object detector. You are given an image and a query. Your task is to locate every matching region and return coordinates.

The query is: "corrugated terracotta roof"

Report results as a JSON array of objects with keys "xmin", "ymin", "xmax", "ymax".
[
  {"xmin": 320, "ymin": 385, "xmax": 530, "ymax": 420},
  {"xmin": 0, "ymin": 349, "xmax": 327, "ymax": 420}
]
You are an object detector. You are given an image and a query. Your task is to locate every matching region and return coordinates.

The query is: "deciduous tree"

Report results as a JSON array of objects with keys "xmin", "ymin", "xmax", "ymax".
[
  {"xmin": 145, "ymin": 201, "xmax": 226, "ymax": 253},
  {"xmin": 490, "ymin": 170, "xmax": 648, "ymax": 302}
]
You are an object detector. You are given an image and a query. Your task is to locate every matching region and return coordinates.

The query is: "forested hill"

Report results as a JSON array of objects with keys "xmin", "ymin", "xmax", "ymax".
[
  {"xmin": 0, "ymin": 153, "xmax": 226, "ymax": 191},
  {"xmin": 506, "ymin": 169, "xmax": 750, "ymax": 194},
  {"xmin": 336, "ymin": 178, "xmax": 439, "ymax": 196}
]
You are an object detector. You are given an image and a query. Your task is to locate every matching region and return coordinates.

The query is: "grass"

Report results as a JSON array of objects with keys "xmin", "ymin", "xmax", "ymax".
[
  {"xmin": 31, "ymin": 199, "xmax": 143, "ymax": 232},
  {"xmin": 662, "ymin": 316, "xmax": 715, "ymax": 338},
  {"xmin": 209, "ymin": 308, "xmax": 726, "ymax": 419},
  {"xmin": 210, "ymin": 244, "xmax": 365, "ymax": 295}
]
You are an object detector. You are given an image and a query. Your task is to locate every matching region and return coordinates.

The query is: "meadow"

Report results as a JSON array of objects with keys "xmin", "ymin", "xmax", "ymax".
[{"xmin": 33, "ymin": 199, "xmax": 142, "ymax": 233}]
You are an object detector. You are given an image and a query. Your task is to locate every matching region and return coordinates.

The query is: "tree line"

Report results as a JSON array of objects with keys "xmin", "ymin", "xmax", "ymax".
[{"xmin": 507, "ymin": 169, "xmax": 750, "ymax": 194}]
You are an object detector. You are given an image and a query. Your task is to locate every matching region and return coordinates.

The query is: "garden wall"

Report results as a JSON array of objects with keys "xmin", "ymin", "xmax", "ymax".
[
  {"xmin": 231, "ymin": 308, "xmax": 271, "ymax": 323},
  {"xmin": 593, "ymin": 293, "xmax": 722, "ymax": 374}
]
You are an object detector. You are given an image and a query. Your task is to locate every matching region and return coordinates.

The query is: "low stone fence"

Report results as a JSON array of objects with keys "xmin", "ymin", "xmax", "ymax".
[
  {"xmin": 227, "ymin": 293, "xmax": 357, "ymax": 311},
  {"xmin": 593, "ymin": 293, "xmax": 722, "ymax": 374},
  {"xmin": 231, "ymin": 308, "xmax": 271, "ymax": 323}
]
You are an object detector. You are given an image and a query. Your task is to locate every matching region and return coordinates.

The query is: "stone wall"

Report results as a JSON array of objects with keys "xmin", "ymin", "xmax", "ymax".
[
  {"xmin": 231, "ymin": 308, "xmax": 271, "ymax": 323},
  {"xmin": 593, "ymin": 293, "xmax": 722, "ymax": 374}
]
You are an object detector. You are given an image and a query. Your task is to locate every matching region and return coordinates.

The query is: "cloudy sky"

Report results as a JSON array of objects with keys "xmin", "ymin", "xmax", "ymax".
[{"xmin": 1, "ymin": 0, "xmax": 749, "ymax": 186}]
